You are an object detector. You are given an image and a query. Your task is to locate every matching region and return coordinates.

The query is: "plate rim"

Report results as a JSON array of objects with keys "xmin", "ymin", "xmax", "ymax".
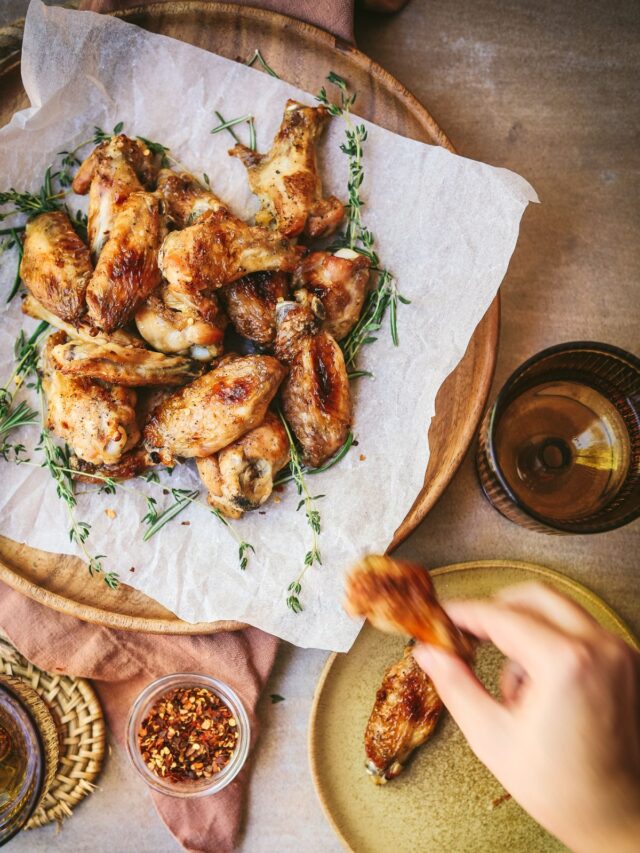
[{"xmin": 308, "ymin": 559, "xmax": 639, "ymax": 852}]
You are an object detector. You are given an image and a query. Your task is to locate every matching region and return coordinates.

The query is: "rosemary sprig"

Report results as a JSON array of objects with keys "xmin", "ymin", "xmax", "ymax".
[
  {"xmin": 245, "ymin": 48, "xmax": 280, "ymax": 78},
  {"xmin": 142, "ymin": 488, "xmax": 199, "ymax": 541},
  {"xmin": 211, "ymin": 112, "xmax": 257, "ymax": 151},
  {"xmin": 278, "ymin": 410, "xmax": 323, "ymax": 613},
  {"xmin": 273, "ymin": 430, "xmax": 355, "ymax": 487},
  {"xmin": 0, "ymin": 167, "xmax": 64, "ymax": 222}
]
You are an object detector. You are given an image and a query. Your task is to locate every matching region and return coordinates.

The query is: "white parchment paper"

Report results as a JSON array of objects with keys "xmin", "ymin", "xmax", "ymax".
[{"xmin": 0, "ymin": 1, "xmax": 537, "ymax": 651}]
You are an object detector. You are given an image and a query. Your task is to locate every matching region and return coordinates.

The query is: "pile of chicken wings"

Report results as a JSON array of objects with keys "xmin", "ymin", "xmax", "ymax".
[{"xmin": 20, "ymin": 100, "xmax": 372, "ymax": 519}]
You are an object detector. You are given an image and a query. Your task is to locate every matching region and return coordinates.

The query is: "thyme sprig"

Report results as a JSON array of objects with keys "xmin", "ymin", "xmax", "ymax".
[
  {"xmin": 278, "ymin": 410, "xmax": 323, "ymax": 613},
  {"xmin": 273, "ymin": 430, "xmax": 355, "ymax": 487},
  {"xmin": 316, "ymin": 72, "xmax": 409, "ymax": 368},
  {"xmin": 0, "ymin": 167, "xmax": 64, "ymax": 223}
]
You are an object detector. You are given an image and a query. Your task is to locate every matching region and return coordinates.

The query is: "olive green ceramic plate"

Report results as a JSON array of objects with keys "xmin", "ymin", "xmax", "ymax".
[{"xmin": 309, "ymin": 560, "xmax": 638, "ymax": 852}]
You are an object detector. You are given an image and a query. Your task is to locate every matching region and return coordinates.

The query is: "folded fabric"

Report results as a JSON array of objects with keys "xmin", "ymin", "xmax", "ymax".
[{"xmin": 0, "ymin": 580, "xmax": 278, "ymax": 852}]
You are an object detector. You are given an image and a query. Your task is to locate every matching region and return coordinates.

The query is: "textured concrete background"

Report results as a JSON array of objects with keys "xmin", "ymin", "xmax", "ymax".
[{"xmin": 4, "ymin": 0, "xmax": 640, "ymax": 850}]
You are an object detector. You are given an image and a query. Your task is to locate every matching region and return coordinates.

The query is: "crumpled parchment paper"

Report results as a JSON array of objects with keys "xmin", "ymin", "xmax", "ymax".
[{"xmin": 0, "ymin": 0, "xmax": 537, "ymax": 651}]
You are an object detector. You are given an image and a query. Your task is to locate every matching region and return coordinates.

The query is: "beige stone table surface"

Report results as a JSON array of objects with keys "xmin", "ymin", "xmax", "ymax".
[{"xmin": 5, "ymin": 0, "xmax": 640, "ymax": 850}]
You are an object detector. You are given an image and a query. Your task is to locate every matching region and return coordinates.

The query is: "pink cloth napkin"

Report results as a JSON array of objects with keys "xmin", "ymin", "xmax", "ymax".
[{"xmin": 0, "ymin": 580, "xmax": 278, "ymax": 852}]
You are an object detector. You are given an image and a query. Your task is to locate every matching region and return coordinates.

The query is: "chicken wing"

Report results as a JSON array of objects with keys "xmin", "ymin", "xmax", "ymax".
[
  {"xmin": 87, "ymin": 191, "xmax": 166, "ymax": 332},
  {"xmin": 72, "ymin": 135, "xmax": 159, "ymax": 260},
  {"xmin": 292, "ymin": 249, "xmax": 370, "ymax": 341},
  {"xmin": 22, "ymin": 294, "xmax": 146, "ymax": 349},
  {"xmin": 158, "ymin": 208, "xmax": 299, "ymax": 294},
  {"xmin": 157, "ymin": 169, "xmax": 226, "ymax": 227},
  {"xmin": 229, "ymin": 99, "xmax": 344, "ymax": 238},
  {"xmin": 219, "ymin": 271, "xmax": 289, "ymax": 345},
  {"xmin": 276, "ymin": 295, "xmax": 351, "ymax": 467},
  {"xmin": 345, "ymin": 555, "xmax": 475, "ymax": 660},
  {"xmin": 70, "ymin": 448, "xmax": 156, "ymax": 483},
  {"xmin": 20, "ymin": 212, "xmax": 92, "ymax": 324},
  {"xmin": 49, "ymin": 339, "xmax": 200, "ymax": 387},
  {"xmin": 135, "ymin": 284, "xmax": 227, "ymax": 361},
  {"xmin": 43, "ymin": 332, "xmax": 139, "ymax": 466},
  {"xmin": 364, "ymin": 643, "xmax": 444, "ymax": 784},
  {"xmin": 196, "ymin": 411, "xmax": 289, "ymax": 518},
  {"xmin": 144, "ymin": 354, "xmax": 286, "ymax": 463}
]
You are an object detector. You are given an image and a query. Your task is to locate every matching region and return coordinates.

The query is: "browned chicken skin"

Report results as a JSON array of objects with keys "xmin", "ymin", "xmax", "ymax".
[
  {"xmin": 20, "ymin": 212, "xmax": 92, "ymax": 324},
  {"xmin": 72, "ymin": 135, "xmax": 158, "ymax": 260},
  {"xmin": 87, "ymin": 191, "xmax": 167, "ymax": 332},
  {"xmin": 196, "ymin": 411, "xmax": 289, "ymax": 518},
  {"xmin": 158, "ymin": 208, "xmax": 299, "ymax": 294},
  {"xmin": 345, "ymin": 555, "xmax": 475, "ymax": 660},
  {"xmin": 229, "ymin": 99, "xmax": 344, "ymax": 238},
  {"xmin": 276, "ymin": 295, "xmax": 351, "ymax": 467},
  {"xmin": 219, "ymin": 271, "xmax": 290, "ymax": 345},
  {"xmin": 144, "ymin": 354, "xmax": 286, "ymax": 463},
  {"xmin": 364, "ymin": 643, "xmax": 444, "ymax": 784},
  {"xmin": 49, "ymin": 339, "xmax": 200, "ymax": 387},
  {"xmin": 43, "ymin": 332, "xmax": 140, "ymax": 466},
  {"xmin": 70, "ymin": 448, "xmax": 157, "ymax": 483},
  {"xmin": 292, "ymin": 249, "xmax": 370, "ymax": 341},
  {"xmin": 157, "ymin": 169, "xmax": 226, "ymax": 227}
]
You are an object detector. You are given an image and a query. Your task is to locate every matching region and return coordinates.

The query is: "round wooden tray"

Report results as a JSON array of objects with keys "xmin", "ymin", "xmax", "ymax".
[{"xmin": 0, "ymin": 2, "xmax": 499, "ymax": 633}]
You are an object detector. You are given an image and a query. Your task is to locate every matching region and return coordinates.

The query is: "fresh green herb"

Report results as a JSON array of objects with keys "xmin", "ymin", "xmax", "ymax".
[
  {"xmin": 6, "ymin": 228, "xmax": 23, "ymax": 303},
  {"xmin": 274, "ymin": 430, "xmax": 355, "ymax": 487},
  {"xmin": 142, "ymin": 487, "xmax": 199, "ymax": 541},
  {"xmin": 245, "ymin": 48, "xmax": 280, "ymax": 78},
  {"xmin": 137, "ymin": 136, "xmax": 171, "ymax": 168},
  {"xmin": 0, "ymin": 167, "xmax": 64, "ymax": 222},
  {"xmin": 270, "ymin": 694, "xmax": 285, "ymax": 704},
  {"xmin": 203, "ymin": 173, "xmax": 211, "ymax": 186},
  {"xmin": 211, "ymin": 112, "xmax": 257, "ymax": 151},
  {"xmin": 210, "ymin": 510, "xmax": 255, "ymax": 571},
  {"xmin": 278, "ymin": 410, "xmax": 323, "ymax": 613}
]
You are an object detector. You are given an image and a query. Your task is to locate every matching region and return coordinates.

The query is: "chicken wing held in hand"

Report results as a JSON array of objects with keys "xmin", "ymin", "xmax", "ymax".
[
  {"xmin": 364, "ymin": 643, "xmax": 444, "ymax": 784},
  {"xmin": 43, "ymin": 332, "xmax": 140, "ymax": 466},
  {"xmin": 292, "ymin": 249, "xmax": 370, "ymax": 341},
  {"xmin": 144, "ymin": 354, "xmax": 286, "ymax": 463},
  {"xmin": 157, "ymin": 168, "xmax": 227, "ymax": 228},
  {"xmin": 72, "ymin": 135, "xmax": 159, "ymax": 260},
  {"xmin": 229, "ymin": 99, "xmax": 344, "ymax": 238},
  {"xmin": 219, "ymin": 271, "xmax": 290, "ymax": 345},
  {"xmin": 87, "ymin": 191, "xmax": 166, "ymax": 332},
  {"xmin": 345, "ymin": 555, "xmax": 475, "ymax": 660},
  {"xmin": 196, "ymin": 411, "xmax": 289, "ymax": 518},
  {"xmin": 158, "ymin": 208, "xmax": 299, "ymax": 294},
  {"xmin": 49, "ymin": 339, "xmax": 200, "ymax": 387},
  {"xmin": 20, "ymin": 212, "xmax": 92, "ymax": 324}
]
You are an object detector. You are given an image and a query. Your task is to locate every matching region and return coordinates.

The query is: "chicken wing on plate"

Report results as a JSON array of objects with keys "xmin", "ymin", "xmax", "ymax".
[
  {"xmin": 292, "ymin": 249, "xmax": 370, "ymax": 341},
  {"xmin": 22, "ymin": 294, "xmax": 146, "ymax": 349},
  {"xmin": 144, "ymin": 354, "xmax": 286, "ymax": 463},
  {"xmin": 72, "ymin": 134, "xmax": 159, "ymax": 260},
  {"xmin": 219, "ymin": 271, "xmax": 289, "ymax": 345},
  {"xmin": 276, "ymin": 294, "xmax": 351, "ymax": 467},
  {"xmin": 345, "ymin": 555, "xmax": 474, "ymax": 660},
  {"xmin": 87, "ymin": 191, "xmax": 166, "ymax": 332},
  {"xmin": 49, "ymin": 339, "xmax": 200, "ymax": 387},
  {"xmin": 70, "ymin": 447, "xmax": 156, "ymax": 484},
  {"xmin": 157, "ymin": 169, "xmax": 227, "ymax": 227},
  {"xmin": 158, "ymin": 208, "xmax": 299, "ymax": 294},
  {"xmin": 364, "ymin": 643, "xmax": 444, "ymax": 784},
  {"xmin": 229, "ymin": 99, "xmax": 344, "ymax": 238},
  {"xmin": 43, "ymin": 332, "xmax": 139, "ymax": 466},
  {"xmin": 196, "ymin": 411, "xmax": 289, "ymax": 518},
  {"xmin": 20, "ymin": 211, "xmax": 92, "ymax": 324}
]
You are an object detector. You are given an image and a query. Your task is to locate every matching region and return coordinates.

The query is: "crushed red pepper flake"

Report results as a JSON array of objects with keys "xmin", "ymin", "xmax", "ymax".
[{"xmin": 138, "ymin": 686, "xmax": 238, "ymax": 783}]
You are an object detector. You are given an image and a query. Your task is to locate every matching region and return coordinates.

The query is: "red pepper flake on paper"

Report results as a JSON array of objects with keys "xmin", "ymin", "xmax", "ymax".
[{"xmin": 138, "ymin": 686, "xmax": 238, "ymax": 783}]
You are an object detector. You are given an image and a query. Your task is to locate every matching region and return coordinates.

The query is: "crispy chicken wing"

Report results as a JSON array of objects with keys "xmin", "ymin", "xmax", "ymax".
[
  {"xmin": 292, "ymin": 249, "xmax": 370, "ymax": 341},
  {"xmin": 49, "ymin": 339, "xmax": 200, "ymax": 387},
  {"xmin": 219, "ymin": 271, "xmax": 290, "ymax": 345},
  {"xmin": 229, "ymin": 99, "xmax": 344, "ymax": 238},
  {"xmin": 144, "ymin": 354, "xmax": 286, "ymax": 463},
  {"xmin": 158, "ymin": 208, "xmax": 299, "ymax": 294},
  {"xmin": 72, "ymin": 135, "xmax": 158, "ymax": 260},
  {"xmin": 276, "ymin": 295, "xmax": 351, "ymax": 467},
  {"xmin": 70, "ymin": 448, "xmax": 156, "ymax": 483},
  {"xmin": 43, "ymin": 332, "xmax": 139, "ymax": 466},
  {"xmin": 157, "ymin": 169, "xmax": 226, "ymax": 227},
  {"xmin": 22, "ymin": 294, "xmax": 146, "ymax": 349},
  {"xmin": 196, "ymin": 411, "xmax": 289, "ymax": 518},
  {"xmin": 20, "ymin": 212, "xmax": 92, "ymax": 324},
  {"xmin": 135, "ymin": 284, "xmax": 227, "ymax": 361},
  {"xmin": 345, "ymin": 555, "xmax": 475, "ymax": 660},
  {"xmin": 87, "ymin": 191, "xmax": 166, "ymax": 332},
  {"xmin": 364, "ymin": 643, "xmax": 444, "ymax": 784}
]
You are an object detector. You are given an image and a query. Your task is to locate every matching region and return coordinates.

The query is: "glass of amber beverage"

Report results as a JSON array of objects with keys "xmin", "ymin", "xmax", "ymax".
[{"xmin": 476, "ymin": 342, "xmax": 640, "ymax": 534}]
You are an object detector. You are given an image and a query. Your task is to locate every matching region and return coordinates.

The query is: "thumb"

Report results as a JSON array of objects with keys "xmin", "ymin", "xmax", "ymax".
[{"xmin": 413, "ymin": 644, "xmax": 509, "ymax": 765}]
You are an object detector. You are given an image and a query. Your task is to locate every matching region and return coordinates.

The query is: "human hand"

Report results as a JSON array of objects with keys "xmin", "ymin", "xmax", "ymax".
[{"xmin": 412, "ymin": 582, "xmax": 640, "ymax": 852}]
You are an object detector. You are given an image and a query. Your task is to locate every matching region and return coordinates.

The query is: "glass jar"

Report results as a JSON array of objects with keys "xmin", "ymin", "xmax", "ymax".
[
  {"xmin": 0, "ymin": 675, "xmax": 59, "ymax": 844},
  {"xmin": 126, "ymin": 673, "xmax": 250, "ymax": 798}
]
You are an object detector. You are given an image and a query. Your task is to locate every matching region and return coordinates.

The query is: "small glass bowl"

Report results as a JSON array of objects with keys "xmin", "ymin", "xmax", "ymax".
[{"xmin": 126, "ymin": 673, "xmax": 250, "ymax": 798}]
